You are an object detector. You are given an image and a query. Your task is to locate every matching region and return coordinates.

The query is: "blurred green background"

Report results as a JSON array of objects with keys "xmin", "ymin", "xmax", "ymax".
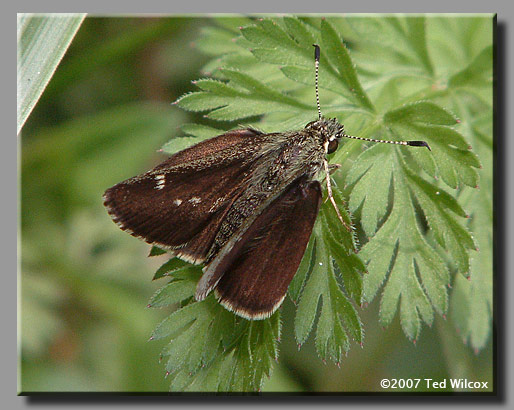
[{"xmin": 19, "ymin": 16, "xmax": 493, "ymax": 393}]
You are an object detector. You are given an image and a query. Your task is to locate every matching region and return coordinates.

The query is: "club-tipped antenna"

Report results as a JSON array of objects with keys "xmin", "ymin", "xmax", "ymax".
[
  {"xmin": 313, "ymin": 44, "xmax": 322, "ymax": 120},
  {"xmin": 341, "ymin": 133, "xmax": 431, "ymax": 150},
  {"xmin": 312, "ymin": 44, "xmax": 430, "ymax": 151}
]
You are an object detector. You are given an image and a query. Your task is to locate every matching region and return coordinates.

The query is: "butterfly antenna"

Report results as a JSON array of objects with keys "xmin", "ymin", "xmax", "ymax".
[
  {"xmin": 313, "ymin": 44, "xmax": 322, "ymax": 120},
  {"xmin": 341, "ymin": 133, "xmax": 431, "ymax": 151}
]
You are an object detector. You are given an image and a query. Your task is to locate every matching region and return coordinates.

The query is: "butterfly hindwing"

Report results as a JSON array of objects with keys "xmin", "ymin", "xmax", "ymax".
[{"xmin": 202, "ymin": 176, "xmax": 322, "ymax": 319}]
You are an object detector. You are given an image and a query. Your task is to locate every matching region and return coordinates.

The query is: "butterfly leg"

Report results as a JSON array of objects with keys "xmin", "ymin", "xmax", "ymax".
[{"xmin": 323, "ymin": 159, "xmax": 351, "ymax": 231}]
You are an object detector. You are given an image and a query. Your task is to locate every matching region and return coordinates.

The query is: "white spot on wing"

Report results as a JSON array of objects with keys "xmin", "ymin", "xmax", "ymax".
[
  {"xmin": 173, "ymin": 199, "xmax": 182, "ymax": 206},
  {"xmin": 189, "ymin": 197, "xmax": 201, "ymax": 205},
  {"xmin": 155, "ymin": 174, "xmax": 166, "ymax": 190}
]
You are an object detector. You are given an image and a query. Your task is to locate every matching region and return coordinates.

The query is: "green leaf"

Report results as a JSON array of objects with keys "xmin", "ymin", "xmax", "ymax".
[
  {"xmin": 294, "ymin": 240, "xmax": 323, "ymax": 345},
  {"xmin": 347, "ymin": 144, "xmax": 394, "ymax": 236},
  {"xmin": 405, "ymin": 168, "xmax": 476, "ymax": 273},
  {"xmin": 150, "ymin": 258, "xmax": 279, "ymax": 391},
  {"xmin": 17, "ymin": 13, "xmax": 86, "ymax": 134},
  {"xmin": 320, "ymin": 19, "xmax": 374, "ymax": 110},
  {"xmin": 288, "ymin": 239, "xmax": 314, "ymax": 303},
  {"xmin": 160, "ymin": 299, "xmax": 279, "ymax": 392},
  {"xmin": 357, "ymin": 154, "xmax": 450, "ymax": 340},
  {"xmin": 177, "ymin": 73, "xmax": 312, "ymax": 121},
  {"xmin": 181, "ymin": 123, "xmax": 225, "ymax": 139},
  {"xmin": 283, "ymin": 16, "xmax": 316, "ymax": 46},
  {"xmin": 241, "ymin": 19, "xmax": 363, "ymax": 102},
  {"xmin": 148, "ymin": 272, "xmax": 199, "ymax": 308},
  {"xmin": 294, "ymin": 190, "xmax": 364, "ymax": 363},
  {"xmin": 384, "ymin": 101, "xmax": 458, "ymax": 126},
  {"xmin": 394, "ymin": 123, "xmax": 481, "ymax": 189},
  {"xmin": 152, "ymin": 258, "xmax": 191, "ymax": 280}
]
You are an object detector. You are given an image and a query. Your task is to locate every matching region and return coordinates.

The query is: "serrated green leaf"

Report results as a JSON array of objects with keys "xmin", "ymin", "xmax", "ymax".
[
  {"xmin": 153, "ymin": 282, "xmax": 280, "ymax": 392},
  {"xmin": 321, "ymin": 181, "xmax": 357, "ymax": 251},
  {"xmin": 178, "ymin": 74, "xmax": 313, "ymax": 122},
  {"xmin": 176, "ymin": 91, "xmax": 229, "ymax": 112},
  {"xmin": 405, "ymin": 167, "xmax": 475, "ymax": 273},
  {"xmin": 319, "ymin": 186, "xmax": 365, "ymax": 306},
  {"xmin": 152, "ymin": 258, "xmax": 192, "ymax": 280},
  {"xmin": 283, "ymin": 16, "xmax": 316, "ymax": 46},
  {"xmin": 315, "ymin": 294, "xmax": 339, "ymax": 360},
  {"xmin": 148, "ymin": 277, "xmax": 197, "ymax": 308},
  {"xmin": 221, "ymin": 68, "xmax": 310, "ymax": 109},
  {"xmin": 347, "ymin": 144, "xmax": 394, "ymax": 236},
  {"xmin": 288, "ymin": 238, "xmax": 314, "ymax": 303},
  {"xmin": 181, "ymin": 123, "xmax": 225, "ymax": 139},
  {"xmin": 320, "ymin": 19, "xmax": 374, "ymax": 110},
  {"xmin": 163, "ymin": 318, "xmax": 204, "ymax": 374},
  {"xmin": 384, "ymin": 101, "xmax": 458, "ymax": 126},
  {"xmin": 358, "ymin": 156, "xmax": 450, "ymax": 339},
  {"xmin": 194, "ymin": 78, "xmax": 241, "ymax": 95},
  {"xmin": 331, "ymin": 273, "xmax": 363, "ymax": 344},
  {"xmin": 449, "ymin": 117, "xmax": 492, "ymax": 351},
  {"xmin": 325, "ymin": 233, "xmax": 364, "ymax": 304},
  {"xmin": 354, "ymin": 152, "xmax": 448, "ymax": 339},
  {"xmin": 242, "ymin": 19, "xmax": 359, "ymax": 100},
  {"xmin": 294, "ymin": 242, "xmax": 323, "ymax": 345},
  {"xmin": 294, "ymin": 215, "xmax": 363, "ymax": 362},
  {"xmin": 394, "ymin": 123, "xmax": 481, "ymax": 189},
  {"xmin": 201, "ymin": 308, "xmax": 233, "ymax": 365},
  {"xmin": 205, "ymin": 100, "xmax": 287, "ymax": 121},
  {"xmin": 168, "ymin": 368, "xmax": 193, "ymax": 391},
  {"xmin": 151, "ymin": 301, "xmax": 202, "ymax": 341},
  {"xmin": 242, "ymin": 19, "xmax": 302, "ymax": 55}
]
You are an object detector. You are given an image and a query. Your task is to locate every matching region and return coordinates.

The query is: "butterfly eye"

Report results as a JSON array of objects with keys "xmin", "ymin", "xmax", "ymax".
[{"xmin": 327, "ymin": 138, "xmax": 339, "ymax": 154}]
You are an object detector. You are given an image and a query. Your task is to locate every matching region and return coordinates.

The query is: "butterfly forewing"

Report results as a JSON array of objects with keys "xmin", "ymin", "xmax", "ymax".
[{"xmin": 103, "ymin": 129, "xmax": 268, "ymax": 264}]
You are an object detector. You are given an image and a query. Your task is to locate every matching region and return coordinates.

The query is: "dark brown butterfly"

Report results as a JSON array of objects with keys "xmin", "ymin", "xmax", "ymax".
[{"xmin": 103, "ymin": 45, "xmax": 429, "ymax": 320}]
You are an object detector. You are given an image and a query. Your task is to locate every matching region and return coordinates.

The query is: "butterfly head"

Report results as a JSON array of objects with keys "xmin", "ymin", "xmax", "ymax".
[{"xmin": 305, "ymin": 117, "xmax": 345, "ymax": 154}]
